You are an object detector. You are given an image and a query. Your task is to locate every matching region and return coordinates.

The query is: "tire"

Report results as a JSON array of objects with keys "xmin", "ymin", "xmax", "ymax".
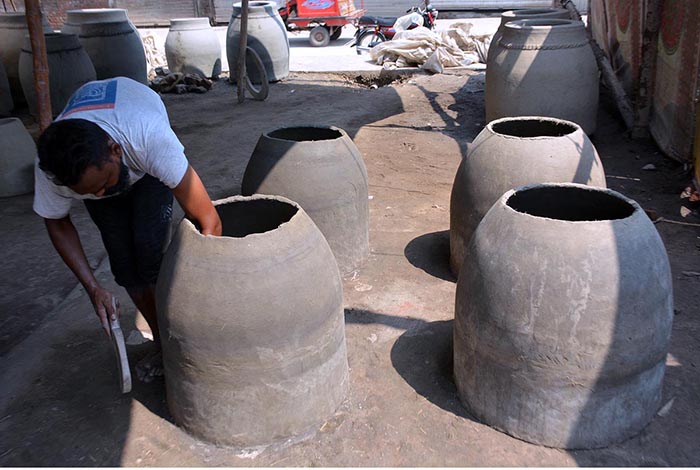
[
  {"xmin": 309, "ymin": 25, "xmax": 330, "ymax": 47},
  {"xmin": 357, "ymin": 31, "xmax": 385, "ymax": 49},
  {"xmin": 244, "ymin": 47, "xmax": 269, "ymax": 101},
  {"xmin": 330, "ymin": 26, "xmax": 343, "ymax": 40}
]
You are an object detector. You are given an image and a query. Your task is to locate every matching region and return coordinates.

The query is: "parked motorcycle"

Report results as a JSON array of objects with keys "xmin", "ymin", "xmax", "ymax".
[{"xmin": 350, "ymin": 1, "xmax": 438, "ymax": 53}]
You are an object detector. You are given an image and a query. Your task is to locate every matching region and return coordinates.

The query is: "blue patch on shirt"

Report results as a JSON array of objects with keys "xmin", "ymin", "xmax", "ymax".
[{"xmin": 61, "ymin": 79, "xmax": 118, "ymax": 117}]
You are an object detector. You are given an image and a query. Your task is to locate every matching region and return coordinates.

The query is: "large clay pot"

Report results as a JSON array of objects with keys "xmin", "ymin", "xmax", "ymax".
[
  {"xmin": 0, "ymin": 61, "xmax": 12, "ymax": 115},
  {"xmin": 61, "ymin": 8, "xmax": 137, "ymax": 35},
  {"xmin": 77, "ymin": 21, "xmax": 147, "ymax": 84},
  {"xmin": 486, "ymin": 8, "xmax": 570, "ymax": 63},
  {"xmin": 0, "ymin": 12, "xmax": 53, "ymax": 105},
  {"xmin": 486, "ymin": 19, "xmax": 599, "ymax": 135},
  {"xmin": 18, "ymin": 33, "xmax": 96, "ymax": 117},
  {"xmin": 156, "ymin": 195, "xmax": 349, "ymax": 448},
  {"xmin": 449, "ymin": 116, "xmax": 606, "ymax": 276},
  {"xmin": 0, "ymin": 117, "xmax": 36, "ymax": 197},
  {"xmin": 241, "ymin": 126, "xmax": 369, "ymax": 274},
  {"xmin": 165, "ymin": 18, "xmax": 221, "ymax": 78},
  {"xmin": 226, "ymin": 1, "xmax": 289, "ymax": 83},
  {"xmin": 454, "ymin": 183, "xmax": 674, "ymax": 449}
]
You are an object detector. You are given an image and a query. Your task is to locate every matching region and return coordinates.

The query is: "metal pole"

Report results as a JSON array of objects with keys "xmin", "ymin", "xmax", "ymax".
[
  {"xmin": 236, "ymin": 0, "xmax": 249, "ymax": 103},
  {"xmin": 25, "ymin": 0, "xmax": 51, "ymax": 130}
]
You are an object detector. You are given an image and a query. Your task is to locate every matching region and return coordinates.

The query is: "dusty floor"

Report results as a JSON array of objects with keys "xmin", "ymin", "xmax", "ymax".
[{"xmin": 1, "ymin": 71, "xmax": 699, "ymax": 466}]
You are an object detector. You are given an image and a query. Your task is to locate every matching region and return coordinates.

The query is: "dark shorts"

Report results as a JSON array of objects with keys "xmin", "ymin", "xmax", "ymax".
[{"xmin": 84, "ymin": 174, "xmax": 173, "ymax": 288}]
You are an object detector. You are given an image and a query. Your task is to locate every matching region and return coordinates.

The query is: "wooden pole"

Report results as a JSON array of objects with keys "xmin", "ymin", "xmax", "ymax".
[
  {"xmin": 632, "ymin": 0, "xmax": 662, "ymax": 138},
  {"xmin": 560, "ymin": 0, "xmax": 634, "ymax": 131},
  {"xmin": 236, "ymin": 0, "xmax": 249, "ymax": 104},
  {"xmin": 25, "ymin": 0, "xmax": 51, "ymax": 130}
]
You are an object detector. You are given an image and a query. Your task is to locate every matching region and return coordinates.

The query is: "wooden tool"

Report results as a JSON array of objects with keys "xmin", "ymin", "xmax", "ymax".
[{"xmin": 109, "ymin": 297, "xmax": 132, "ymax": 394}]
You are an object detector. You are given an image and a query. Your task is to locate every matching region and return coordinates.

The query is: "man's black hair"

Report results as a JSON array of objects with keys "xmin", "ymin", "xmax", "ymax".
[{"xmin": 37, "ymin": 119, "xmax": 113, "ymax": 187}]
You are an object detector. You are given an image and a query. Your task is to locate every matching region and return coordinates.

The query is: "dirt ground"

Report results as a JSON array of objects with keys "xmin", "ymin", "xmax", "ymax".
[{"xmin": 1, "ymin": 70, "xmax": 699, "ymax": 466}]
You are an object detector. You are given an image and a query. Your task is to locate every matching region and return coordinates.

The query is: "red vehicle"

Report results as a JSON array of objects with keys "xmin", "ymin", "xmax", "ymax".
[{"xmin": 279, "ymin": 0, "xmax": 365, "ymax": 47}]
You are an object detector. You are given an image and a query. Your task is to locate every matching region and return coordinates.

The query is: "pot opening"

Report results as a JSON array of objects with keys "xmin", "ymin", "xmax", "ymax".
[
  {"xmin": 268, "ymin": 127, "xmax": 342, "ymax": 142},
  {"xmin": 0, "ymin": 118, "xmax": 17, "ymax": 127},
  {"xmin": 507, "ymin": 186, "xmax": 635, "ymax": 221},
  {"xmin": 491, "ymin": 118, "xmax": 577, "ymax": 138},
  {"xmin": 210, "ymin": 198, "xmax": 298, "ymax": 237},
  {"xmin": 249, "ymin": 1, "xmax": 271, "ymax": 6},
  {"xmin": 511, "ymin": 18, "xmax": 575, "ymax": 27},
  {"xmin": 510, "ymin": 8, "xmax": 561, "ymax": 16}
]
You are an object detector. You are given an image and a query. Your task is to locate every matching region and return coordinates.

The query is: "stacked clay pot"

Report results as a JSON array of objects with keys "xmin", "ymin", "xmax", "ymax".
[
  {"xmin": 486, "ymin": 19, "xmax": 599, "ymax": 135},
  {"xmin": 241, "ymin": 126, "xmax": 369, "ymax": 274},
  {"xmin": 450, "ymin": 116, "xmax": 606, "ymax": 276},
  {"xmin": 486, "ymin": 8, "xmax": 570, "ymax": 63},
  {"xmin": 454, "ymin": 183, "xmax": 674, "ymax": 449},
  {"xmin": 62, "ymin": 9, "xmax": 147, "ymax": 84},
  {"xmin": 165, "ymin": 18, "xmax": 221, "ymax": 78},
  {"xmin": 156, "ymin": 195, "xmax": 349, "ymax": 447},
  {"xmin": 0, "ymin": 12, "xmax": 53, "ymax": 104},
  {"xmin": 18, "ymin": 33, "xmax": 96, "ymax": 117},
  {"xmin": 61, "ymin": 8, "xmax": 138, "ymax": 35},
  {"xmin": 0, "ymin": 61, "xmax": 12, "ymax": 115},
  {"xmin": 226, "ymin": 1, "xmax": 289, "ymax": 83},
  {"xmin": 0, "ymin": 117, "xmax": 36, "ymax": 197}
]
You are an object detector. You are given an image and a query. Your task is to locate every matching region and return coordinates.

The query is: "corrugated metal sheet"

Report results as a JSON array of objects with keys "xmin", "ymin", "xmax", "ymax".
[{"xmin": 115, "ymin": 0, "xmax": 197, "ymax": 26}]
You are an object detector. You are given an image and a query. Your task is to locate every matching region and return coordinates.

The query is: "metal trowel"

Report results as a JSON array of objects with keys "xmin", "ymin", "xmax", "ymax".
[{"xmin": 109, "ymin": 297, "xmax": 132, "ymax": 394}]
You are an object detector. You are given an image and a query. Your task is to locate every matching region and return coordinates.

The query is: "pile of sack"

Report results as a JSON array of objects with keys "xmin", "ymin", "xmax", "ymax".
[{"xmin": 369, "ymin": 22, "xmax": 491, "ymax": 73}]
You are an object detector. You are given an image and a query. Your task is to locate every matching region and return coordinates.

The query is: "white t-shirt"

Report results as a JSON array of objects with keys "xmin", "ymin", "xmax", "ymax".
[{"xmin": 33, "ymin": 77, "xmax": 189, "ymax": 219}]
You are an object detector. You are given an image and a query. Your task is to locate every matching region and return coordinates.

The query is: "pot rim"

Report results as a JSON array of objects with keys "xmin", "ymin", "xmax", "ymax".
[
  {"xmin": 486, "ymin": 116, "xmax": 581, "ymax": 140},
  {"xmin": 502, "ymin": 8, "xmax": 566, "ymax": 19},
  {"xmin": 505, "ymin": 18, "xmax": 583, "ymax": 31},
  {"xmin": 182, "ymin": 193, "xmax": 303, "ymax": 240},
  {"xmin": 0, "ymin": 117, "xmax": 22, "ymax": 127},
  {"xmin": 262, "ymin": 125, "xmax": 348, "ymax": 143},
  {"xmin": 501, "ymin": 182, "xmax": 641, "ymax": 224},
  {"xmin": 233, "ymin": 1, "xmax": 277, "ymax": 10}
]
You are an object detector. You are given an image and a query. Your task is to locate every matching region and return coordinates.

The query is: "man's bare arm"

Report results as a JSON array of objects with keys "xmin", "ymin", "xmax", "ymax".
[
  {"xmin": 172, "ymin": 165, "xmax": 222, "ymax": 236},
  {"xmin": 44, "ymin": 216, "xmax": 118, "ymax": 334}
]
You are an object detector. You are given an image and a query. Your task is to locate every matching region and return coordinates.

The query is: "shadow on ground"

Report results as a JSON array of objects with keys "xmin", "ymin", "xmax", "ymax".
[{"xmin": 404, "ymin": 230, "xmax": 455, "ymax": 282}]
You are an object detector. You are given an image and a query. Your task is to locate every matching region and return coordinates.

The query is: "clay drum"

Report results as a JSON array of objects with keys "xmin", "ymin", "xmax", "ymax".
[
  {"xmin": 454, "ymin": 183, "xmax": 674, "ymax": 449},
  {"xmin": 165, "ymin": 18, "xmax": 221, "ymax": 78},
  {"xmin": 486, "ymin": 8, "xmax": 570, "ymax": 63},
  {"xmin": 242, "ymin": 126, "xmax": 370, "ymax": 274},
  {"xmin": 0, "ymin": 12, "xmax": 53, "ymax": 104},
  {"xmin": 0, "ymin": 117, "xmax": 36, "ymax": 197},
  {"xmin": 18, "ymin": 33, "xmax": 96, "ymax": 117},
  {"xmin": 156, "ymin": 195, "xmax": 349, "ymax": 448},
  {"xmin": 77, "ymin": 21, "xmax": 147, "ymax": 84},
  {"xmin": 450, "ymin": 116, "xmax": 606, "ymax": 276},
  {"xmin": 226, "ymin": 1, "xmax": 290, "ymax": 83},
  {"xmin": 486, "ymin": 19, "xmax": 599, "ymax": 134}
]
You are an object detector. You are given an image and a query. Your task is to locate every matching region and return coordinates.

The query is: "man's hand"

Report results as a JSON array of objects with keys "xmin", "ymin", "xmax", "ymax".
[
  {"xmin": 89, "ymin": 285, "xmax": 119, "ymax": 336},
  {"xmin": 172, "ymin": 165, "xmax": 222, "ymax": 236},
  {"xmin": 45, "ymin": 216, "xmax": 121, "ymax": 336}
]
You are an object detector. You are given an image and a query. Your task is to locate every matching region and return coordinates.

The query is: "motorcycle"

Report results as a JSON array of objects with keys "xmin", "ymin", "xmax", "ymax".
[{"xmin": 350, "ymin": 1, "xmax": 438, "ymax": 53}]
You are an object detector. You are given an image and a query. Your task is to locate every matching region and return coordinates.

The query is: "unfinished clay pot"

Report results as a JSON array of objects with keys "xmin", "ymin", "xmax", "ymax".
[
  {"xmin": 226, "ymin": 1, "xmax": 289, "ymax": 83},
  {"xmin": 486, "ymin": 8, "xmax": 570, "ymax": 63},
  {"xmin": 156, "ymin": 195, "xmax": 349, "ymax": 448},
  {"xmin": 449, "ymin": 116, "xmax": 606, "ymax": 276},
  {"xmin": 18, "ymin": 33, "xmax": 96, "ymax": 117},
  {"xmin": 77, "ymin": 21, "xmax": 147, "ymax": 84},
  {"xmin": 0, "ymin": 117, "xmax": 36, "ymax": 197},
  {"xmin": 454, "ymin": 183, "xmax": 673, "ymax": 449},
  {"xmin": 165, "ymin": 18, "xmax": 221, "ymax": 78},
  {"xmin": 0, "ymin": 61, "xmax": 12, "ymax": 115},
  {"xmin": 0, "ymin": 12, "xmax": 53, "ymax": 105},
  {"xmin": 241, "ymin": 126, "xmax": 369, "ymax": 274},
  {"xmin": 61, "ymin": 8, "xmax": 137, "ymax": 35},
  {"xmin": 486, "ymin": 19, "xmax": 599, "ymax": 134}
]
